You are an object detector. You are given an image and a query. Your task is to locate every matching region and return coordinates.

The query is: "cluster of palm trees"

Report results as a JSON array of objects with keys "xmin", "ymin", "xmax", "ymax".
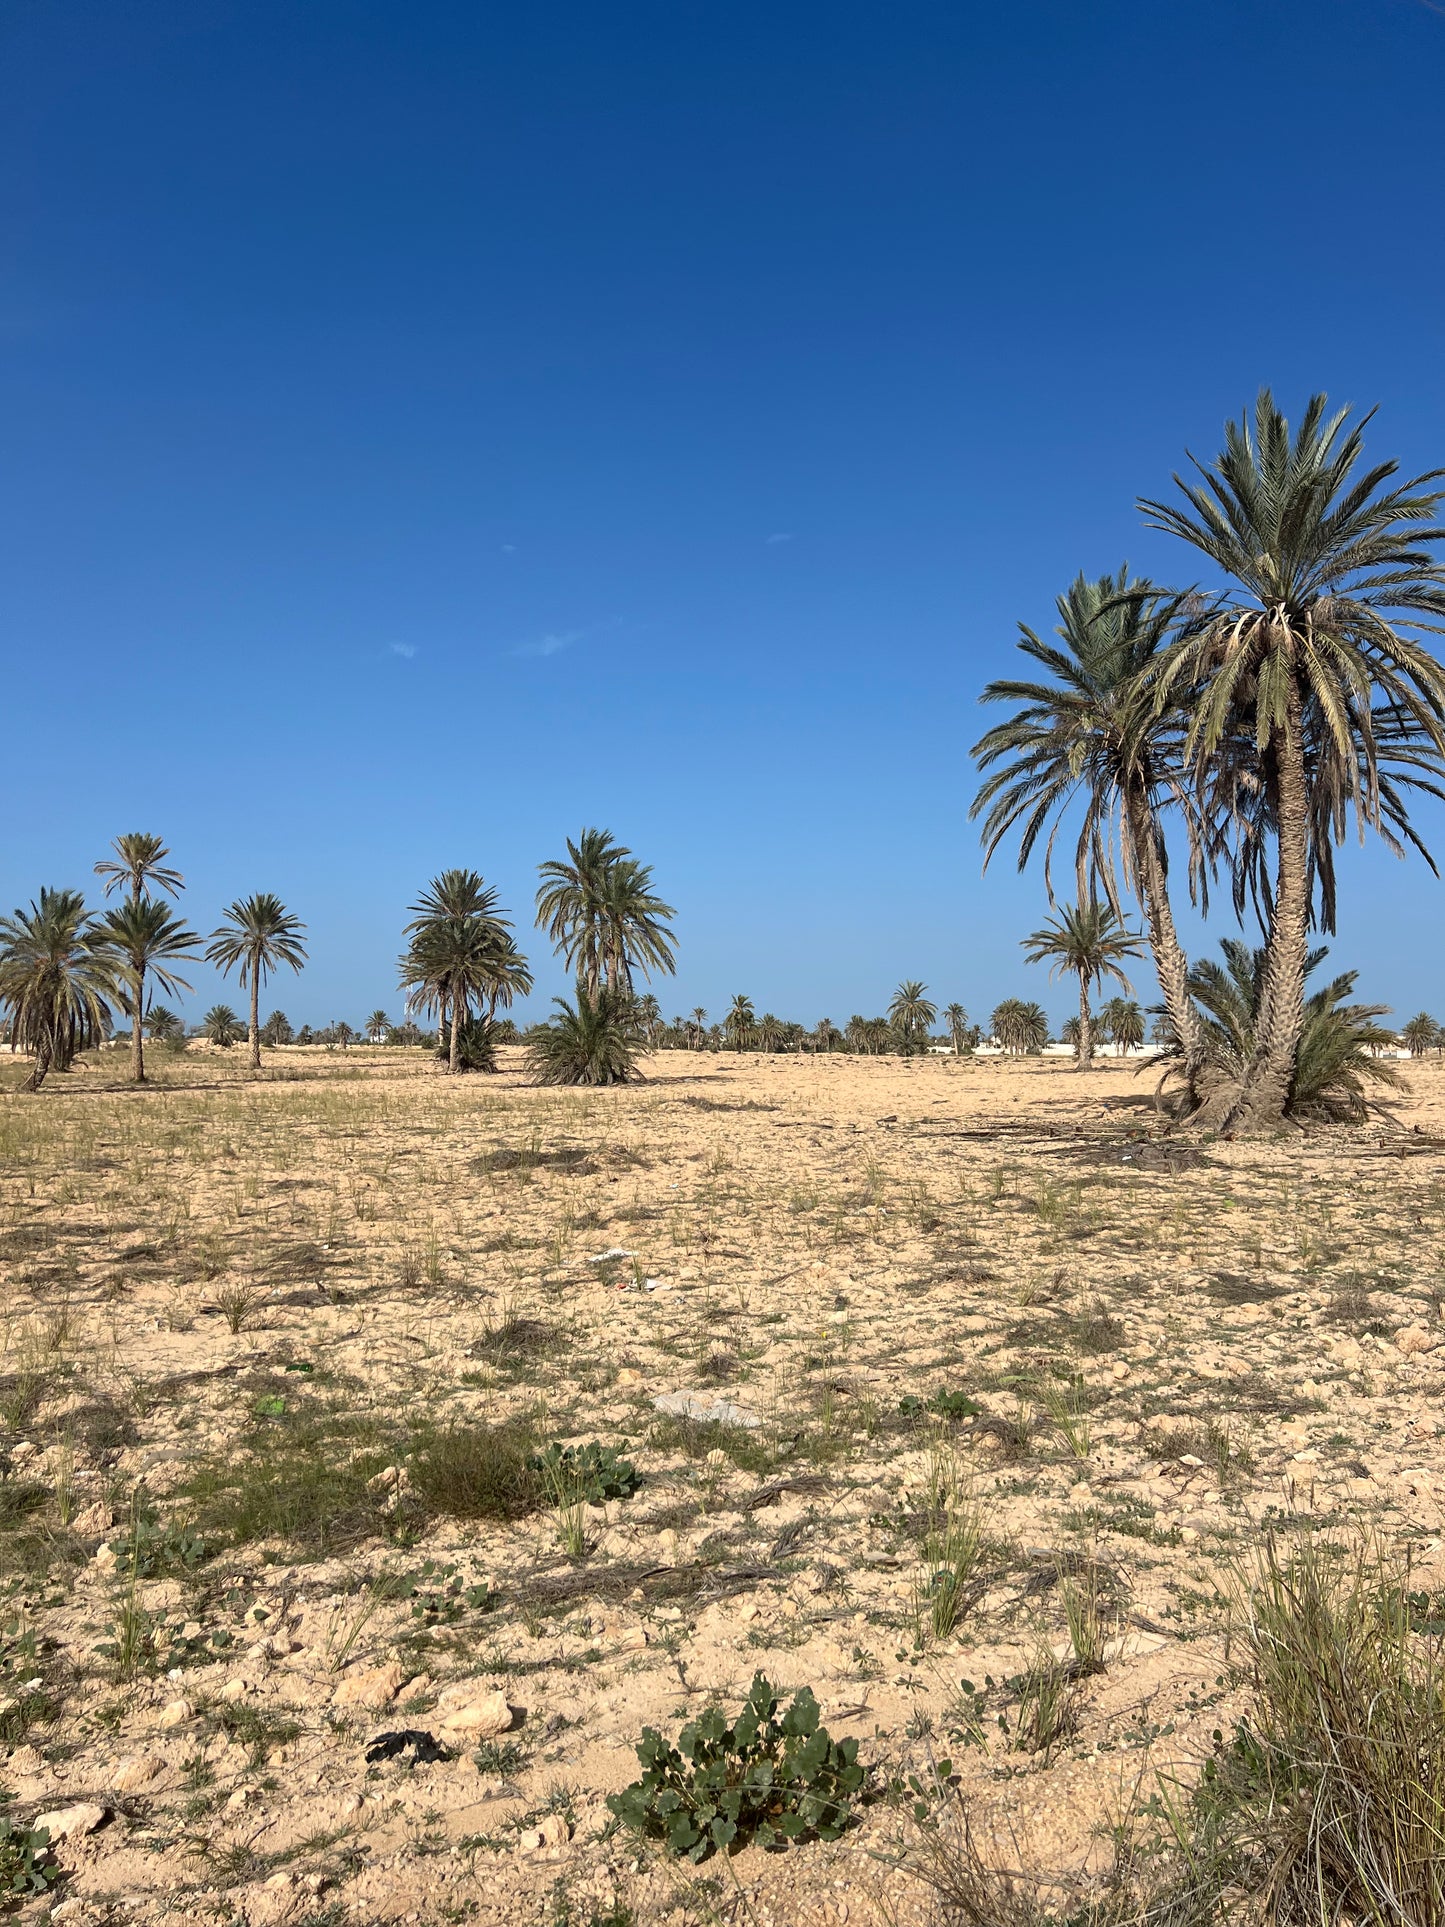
[
  {"xmin": 974, "ymin": 389, "xmax": 1445, "ymax": 1127},
  {"xmin": 0, "ymin": 834, "xmax": 306, "ymax": 1089}
]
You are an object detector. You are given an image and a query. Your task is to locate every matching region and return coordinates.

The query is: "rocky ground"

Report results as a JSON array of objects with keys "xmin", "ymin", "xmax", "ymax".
[{"xmin": 4, "ymin": 1043, "xmax": 1445, "ymax": 1926}]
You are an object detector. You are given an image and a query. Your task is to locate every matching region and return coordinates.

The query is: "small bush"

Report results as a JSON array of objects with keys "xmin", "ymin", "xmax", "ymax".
[
  {"xmin": 899, "ymin": 1390, "xmax": 981, "ymax": 1422},
  {"xmin": 608, "ymin": 1672, "xmax": 864, "ymax": 1861},
  {"xmin": 526, "ymin": 991, "xmax": 644, "ymax": 1088},
  {"xmin": 408, "ymin": 1424, "xmax": 540, "ymax": 1521}
]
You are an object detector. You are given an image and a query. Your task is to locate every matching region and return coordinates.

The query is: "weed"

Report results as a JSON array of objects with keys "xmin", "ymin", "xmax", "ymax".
[
  {"xmin": 608, "ymin": 1672, "xmax": 863, "ymax": 1861},
  {"xmin": 214, "ymin": 1281, "xmax": 258, "ymax": 1333}
]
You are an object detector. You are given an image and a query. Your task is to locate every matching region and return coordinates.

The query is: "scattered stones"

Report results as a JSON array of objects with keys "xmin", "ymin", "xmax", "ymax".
[{"xmin": 519, "ymin": 1813, "xmax": 570, "ymax": 1852}]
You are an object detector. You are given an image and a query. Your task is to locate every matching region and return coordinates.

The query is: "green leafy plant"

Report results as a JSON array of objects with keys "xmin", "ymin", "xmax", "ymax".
[
  {"xmin": 530, "ymin": 1442, "xmax": 640, "ymax": 1503},
  {"xmin": 0, "ymin": 1806, "xmax": 57, "ymax": 1900},
  {"xmin": 899, "ymin": 1390, "xmax": 981, "ymax": 1422},
  {"xmin": 607, "ymin": 1672, "xmax": 864, "ymax": 1861}
]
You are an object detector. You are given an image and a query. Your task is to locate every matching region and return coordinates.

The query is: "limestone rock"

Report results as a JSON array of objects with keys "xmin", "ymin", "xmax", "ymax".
[
  {"xmin": 438, "ymin": 1687, "xmax": 515, "ymax": 1738},
  {"xmin": 112, "ymin": 1754, "xmax": 164, "ymax": 1792},
  {"xmin": 519, "ymin": 1813, "xmax": 570, "ymax": 1851},
  {"xmin": 331, "ymin": 1662, "xmax": 406, "ymax": 1709},
  {"xmin": 157, "ymin": 1698, "xmax": 194, "ymax": 1729},
  {"xmin": 653, "ymin": 1390, "xmax": 761, "ymax": 1429},
  {"xmin": 33, "ymin": 1802, "xmax": 107, "ymax": 1843}
]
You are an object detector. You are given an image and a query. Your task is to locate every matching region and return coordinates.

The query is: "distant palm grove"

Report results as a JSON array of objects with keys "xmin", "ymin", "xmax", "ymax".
[{"xmin": 5, "ymin": 391, "xmax": 1445, "ymax": 1121}]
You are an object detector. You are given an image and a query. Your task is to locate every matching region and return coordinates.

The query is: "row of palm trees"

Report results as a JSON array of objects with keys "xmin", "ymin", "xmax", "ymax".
[
  {"xmin": 973, "ymin": 389, "xmax": 1445, "ymax": 1128},
  {"xmin": 0, "ymin": 835, "xmax": 306, "ymax": 1088}
]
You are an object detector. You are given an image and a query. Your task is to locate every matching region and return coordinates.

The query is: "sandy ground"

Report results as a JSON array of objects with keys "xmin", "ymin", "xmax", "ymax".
[{"xmin": 4, "ymin": 1043, "xmax": 1445, "ymax": 1926}]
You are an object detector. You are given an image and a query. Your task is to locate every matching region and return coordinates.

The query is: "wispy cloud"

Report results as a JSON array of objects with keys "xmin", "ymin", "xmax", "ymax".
[
  {"xmin": 389, "ymin": 642, "xmax": 417, "ymax": 659},
  {"xmin": 512, "ymin": 628, "xmax": 584, "ymax": 659},
  {"xmin": 765, "ymin": 531, "xmax": 794, "ymax": 545}
]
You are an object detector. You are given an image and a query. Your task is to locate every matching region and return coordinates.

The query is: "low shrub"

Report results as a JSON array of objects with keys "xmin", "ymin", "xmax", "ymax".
[
  {"xmin": 608, "ymin": 1672, "xmax": 864, "ymax": 1861},
  {"xmin": 0, "ymin": 1808, "xmax": 57, "ymax": 1901},
  {"xmin": 531, "ymin": 1442, "xmax": 639, "ymax": 1503}
]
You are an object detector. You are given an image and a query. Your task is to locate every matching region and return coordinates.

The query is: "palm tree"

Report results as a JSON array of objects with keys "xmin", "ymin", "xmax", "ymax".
[
  {"xmin": 1401, "ymin": 1013, "xmax": 1441, "ymax": 1057},
  {"xmin": 202, "ymin": 1004, "xmax": 245, "ymax": 1047},
  {"xmin": 990, "ymin": 999, "xmax": 1049, "ymax": 1055},
  {"xmin": 205, "ymin": 894, "xmax": 308, "ymax": 1072},
  {"xmin": 261, "ymin": 1010, "xmax": 294, "ymax": 1047},
  {"xmin": 95, "ymin": 832, "xmax": 184, "ymax": 905},
  {"xmin": 888, "ymin": 980, "xmax": 937, "ymax": 1054},
  {"xmin": 1147, "ymin": 390, "xmax": 1445, "ymax": 1129},
  {"xmin": 1106, "ymin": 998, "xmax": 1146, "ymax": 1054},
  {"xmin": 1166, "ymin": 939, "xmax": 1401, "ymax": 1122},
  {"xmin": 0, "ymin": 890, "xmax": 116, "ymax": 1091},
  {"xmin": 96, "ymin": 897, "xmax": 199, "ymax": 1084},
  {"xmin": 757, "ymin": 1012, "xmax": 784, "ymax": 1053},
  {"xmin": 814, "ymin": 1016, "xmax": 840, "ymax": 1054},
  {"xmin": 724, "ymin": 994, "xmax": 755, "ymax": 1052},
  {"xmin": 145, "ymin": 1005, "xmax": 183, "ymax": 1041},
  {"xmin": 688, "ymin": 1006, "xmax": 708, "ymax": 1050},
  {"xmin": 943, "ymin": 1003, "xmax": 971, "ymax": 1055},
  {"xmin": 636, "ymin": 992, "xmax": 663, "ymax": 1046},
  {"xmin": 1022, "ymin": 900, "xmax": 1144, "ymax": 1068},
  {"xmin": 526, "ymin": 989, "xmax": 644, "ymax": 1087},
  {"xmin": 365, "ymin": 1009, "xmax": 391, "ymax": 1043},
  {"xmin": 404, "ymin": 870, "xmax": 502, "ymax": 1047},
  {"xmin": 973, "ymin": 569, "xmax": 1207, "ymax": 1070},
  {"xmin": 536, "ymin": 830, "xmax": 677, "ymax": 1005}
]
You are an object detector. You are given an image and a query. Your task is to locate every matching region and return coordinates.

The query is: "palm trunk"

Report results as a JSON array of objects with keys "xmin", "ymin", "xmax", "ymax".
[
  {"xmin": 1076, "ymin": 978, "xmax": 1093, "ymax": 1068},
  {"xmin": 132, "ymin": 964, "xmax": 146, "ymax": 1084},
  {"xmin": 1124, "ymin": 788, "xmax": 1203, "ymax": 1067},
  {"xmin": 22, "ymin": 1033, "xmax": 51, "ymax": 1093},
  {"xmin": 449, "ymin": 994, "xmax": 462, "ymax": 1074},
  {"xmin": 249, "ymin": 970, "xmax": 261, "ymax": 1073},
  {"xmin": 1222, "ymin": 695, "xmax": 1310, "ymax": 1130}
]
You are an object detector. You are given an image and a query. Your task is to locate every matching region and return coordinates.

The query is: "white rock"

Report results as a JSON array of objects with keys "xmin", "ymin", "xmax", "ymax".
[
  {"xmin": 331, "ymin": 1662, "xmax": 406, "ymax": 1709},
  {"xmin": 519, "ymin": 1813, "xmax": 570, "ymax": 1851},
  {"xmin": 32, "ymin": 1802, "xmax": 106, "ymax": 1842},
  {"xmin": 653, "ymin": 1390, "xmax": 761, "ymax": 1429},
  {"xmin": 438, "ymin": 1689, "xmax": 515, "ymax": 1738},
  {"xmin": 157, "ymin": 1698, "xmax": 194, "ymax": 1729},
  {"xmin": 112, "ymin": 1754, "xmax": 164, "ymax": 1792}
]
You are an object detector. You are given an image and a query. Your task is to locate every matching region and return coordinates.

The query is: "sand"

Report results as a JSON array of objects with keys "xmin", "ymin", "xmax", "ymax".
[{"xmin": 3, "ymin": 1042, "xmax": 1444, "ymax": 1925}]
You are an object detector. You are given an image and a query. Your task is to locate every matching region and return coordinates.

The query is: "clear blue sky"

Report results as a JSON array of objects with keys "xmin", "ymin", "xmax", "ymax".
[{"xmin": 6, "ymin": 0, "xmax": 1445, "ymax": 1032}]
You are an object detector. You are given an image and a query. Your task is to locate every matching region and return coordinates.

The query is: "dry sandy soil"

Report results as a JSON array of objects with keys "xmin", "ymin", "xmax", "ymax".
[{"xmin": 4, "ymin": 1043, "xmax": 1445, "ymax": 1927}]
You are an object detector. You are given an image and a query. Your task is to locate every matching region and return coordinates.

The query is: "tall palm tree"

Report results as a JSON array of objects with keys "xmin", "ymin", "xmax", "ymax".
[
  {"xmin": 0, "ymin": 889, "xmax": 116, "ymax": 1091},
  {"xmin": 757, "ymin": 1011, "xmax": 784, "ymax": 1053},
  {"xmin": 689, "ymin": 1006, "xmax": 708, "ymax": 1050},
  {"xmin": 1022, "ymin": 900, "xmax": 1144, "ymax": 1068},
  {"xmin": 724, "ymin": 994, "xmax": 755, "ymax": 1052},
  {"xmin": 943, "ymin": 1002, "xmax": 970, "ymax": 1055},
  {"xmin": 1147, "ymin": 390, "xmax": 1445, "ymax": 1128},
  {"xmin": 95, "ymin": 833, "xmax": 184, "ymax": 905},
  {"xmin": 814, "ymin": 1016, "xmax": 840, "ymax": 1054},
  {"xmin": 1102, "ymin": 997, "xmax": 1145, "ymax": 1054},
  {"xmin": 636, "ymin": 992, "xmax": 662, "ymax": 1045},
  {"xmin": 400, "ymin": 915, "xmax": 525, "ymax": 1073},
  {"xmin": 96, "ymin": 897, "xmax": 199, "ymax": 1084},
  {"xmin": 972, "ymin": 569, "xmax": 1207, "ymax": 1069},
  {"xmin": 536, "ymin": 830, "xmax": 676, "ymax": 1004},
  {"xmin": 205, "ymin": 894, "xmax": 308, "ymax": 1072},
  {"xmin": 990, "ymin": 999, "xmax": 1050, "ymax": 1056},
  {"xmin": 405, "ymin": 870, "xmax": 504, "ymax": 1049},
  {"xmin": 888, "ymin": 980, "xmax": 937, "ymax": 1053},
  {"xmin": 366, "ymin": 1009, "xmax": 391, "ymax": 1043}
]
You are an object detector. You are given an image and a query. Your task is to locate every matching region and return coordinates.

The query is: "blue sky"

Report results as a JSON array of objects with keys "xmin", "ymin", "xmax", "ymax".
[{"xmin": 6, "ymin": 0, "xmax": 1445, "ymax": 1032}]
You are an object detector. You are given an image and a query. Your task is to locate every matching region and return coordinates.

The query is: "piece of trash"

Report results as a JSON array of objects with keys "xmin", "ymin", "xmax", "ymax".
[
  {"xmin": 588, "ymin": 1248, "xmax": 635, "ymax": 1263},
  {"xmin": 644, "ymin": 1278, "xmax": 672, "ymax": 1292},
  {"xmin": 653, "ymin": 1391, "xmax": 762, "ymax": 1430},
  {"xmin": 364, "ymin": 1728, "xmax": 452, "ymax": 1765}
]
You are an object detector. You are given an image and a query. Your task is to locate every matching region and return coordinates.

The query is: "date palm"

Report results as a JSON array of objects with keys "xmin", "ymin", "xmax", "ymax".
[
  {"xmin": 814, "ymin": 1016, "xmax": 840, "ymax": 1054},
  {"xmin": 261, "ymin": 1010, "xmax": 294, "ymax": 1047},
  {"xmin": 405, "ymin": 870, "xmax": 503, "ymax": 1047},
  {"xmin": 400, "ymin": 915, "xmax": 518, "ymax": 1073},
  {"xmin": 973, "ymin": 569, "xmax": 1206, "ymax": 1070},
  {"xmin": 145, "ymin": 1005, "xmax": 183, "ymax": 1041},
  {"xmin": 536, "ymin": 830, "xmax": 676, "ymax": 1004},
  {"xmin": 1022, "ymin": 900, "xmax": 1143, "ymax": 1068},
  {"xmin": 526, "ymin": 988, "xmax": 643, "ymax": 1087},
  {"xmin": 636, "ymin": 992, "xmax": 662, "ymax": 1045},
  {"xmin": 724, "ymin": 994, "xmax": 755, "ymax": 1052},
  {"xmin": 990, "ymin": 998, "xmax": 1049, "ymax": 1056},
  {"xmin": 688, "ymin": 1006, "xmax": 708, "ymax": 1050},
  {"xmin": 0, "ymin": 889, "xmax": 115, "ymax": 1091},
  {"xmin": 1402, "ymin": 1013, "xmax": 1441, "ymax": 1057},
  {"xmin": 365, "ymin": 1009, "xmax": 391, "ymax": 1043},
  {"xmin": 206, "ymin": 894, "xmax": 308, "ymax": 1071},
  {"xmin": 203, "ymin": 1003, "xmax": 245, "ymax": 1047},
  {"xmin": 889, "ymin": 980, "xmax": 936, "ymax": 1053},
  {"xmin": 96, "ymin": 896, "xmax": 199, "ymax": 1084},
  {"xmin": 1148, "ymin": 390, "xmax": 1445, "ymax": 1128},
  {"xmin": 95, "ymin": 832, "xmax": 184, "ymax": 905},
  {"xmin": 943, "ymin": 1002, "xmax": 970, "ymax": 1055}
]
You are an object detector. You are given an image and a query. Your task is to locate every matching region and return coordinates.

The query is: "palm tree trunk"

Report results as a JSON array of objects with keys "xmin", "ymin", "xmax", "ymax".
[
  {"xmin": 1124, "ymin": 790, "xmax": 1203, "ymax": 1067},
  {"xmin": 1222, "ymin": 702, "xmax": 1310, "ymax": 1130},
  {"xmin": 449, "ymin": 992, "xmax": 462, "ymax": 1074},
  {"xmin": 249, "ymin": 968, "xmax": 261, "ymax": 1073},
  {"xmin": 22, "ymin": 1033, "xmax": 51, "ymax": 1093},
  {"xmin": 132, "ymin": 964, "xmax": 146, "ymax": 1084},
  {"xmin": 1076, "ymin": 978, "xmax": 1093, "ymax": 1068}
]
